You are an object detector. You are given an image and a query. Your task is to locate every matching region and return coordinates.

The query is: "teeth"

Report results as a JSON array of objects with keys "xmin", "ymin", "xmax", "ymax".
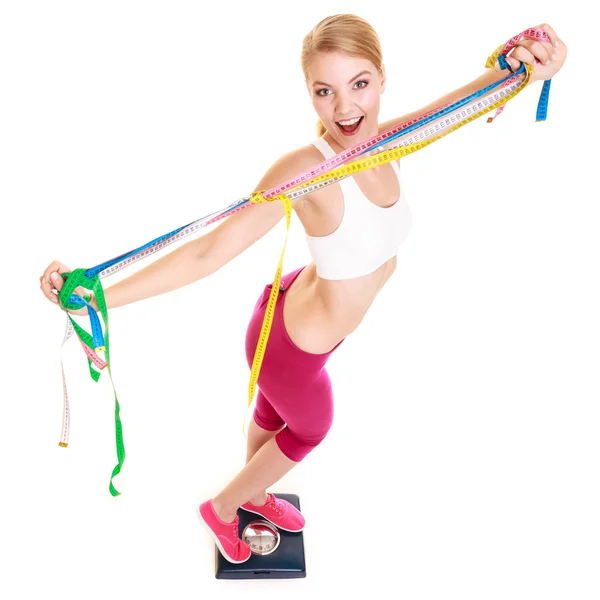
[{"xmin": 338, "ymin": 117, "xmax": 361, "ymax": 126}]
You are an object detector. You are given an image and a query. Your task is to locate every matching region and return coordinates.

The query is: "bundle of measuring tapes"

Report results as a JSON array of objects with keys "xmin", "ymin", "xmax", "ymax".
[{"xmin": 53, "ymin": 27, "xmax": 554, "ymax": 495}]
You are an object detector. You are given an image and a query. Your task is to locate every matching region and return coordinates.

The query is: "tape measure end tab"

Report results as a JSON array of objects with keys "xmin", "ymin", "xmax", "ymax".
[{"xmin": 58, "ymin": 442, "xmax": 68, "ymax": 448}]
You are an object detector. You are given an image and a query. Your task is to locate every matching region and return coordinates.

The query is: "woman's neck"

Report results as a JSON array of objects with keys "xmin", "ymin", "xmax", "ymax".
[{"xmin": 324, "ymin": 126, "xmax": 382, "ymax": 156}]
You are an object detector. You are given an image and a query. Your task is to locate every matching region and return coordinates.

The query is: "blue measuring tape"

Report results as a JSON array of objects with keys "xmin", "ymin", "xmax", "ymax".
[{"xmin": 54, "ymin": 28, "xmax": 555, "ymax": 495}]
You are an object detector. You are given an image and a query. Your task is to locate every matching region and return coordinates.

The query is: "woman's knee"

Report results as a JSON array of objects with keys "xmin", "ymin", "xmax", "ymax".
[
  {"xmin": 274, "ymin": 422, "xmax": 333, "ymax": 462},
  {"xmin": 253, "ymin": 408, "xmax": 285, "ymax": 431},
  {"xmin": 253, "ymin": 389, "xmax": 285, "ymax": 431}
]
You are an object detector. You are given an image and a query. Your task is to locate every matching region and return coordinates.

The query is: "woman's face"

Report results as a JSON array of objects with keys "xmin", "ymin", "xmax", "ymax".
[{"xmin": 306, "ymin": 51, "xmax": 385, "ymax": 147}]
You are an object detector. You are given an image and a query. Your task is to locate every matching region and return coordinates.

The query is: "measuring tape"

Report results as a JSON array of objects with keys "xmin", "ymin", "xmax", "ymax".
[
  {"xmin": 485, "ymin": 27, "xmax": 553, "ymax": 123},
  {"xmin": 54, "ymin": 27, "xmax": 552, "ymax": 495},
  {"xmin": 243, "ymin": 69, "xmax": 534, "ymax": 434}
]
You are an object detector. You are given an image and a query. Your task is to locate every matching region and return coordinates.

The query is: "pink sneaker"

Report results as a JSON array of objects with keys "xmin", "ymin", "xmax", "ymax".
[
  {"xmin": 197, "ymin": 499, "xmax": 251, "ymax": 564},
  {"xmin": 240, "ymin": 493, "xmax": 305, "ymax": 532}
]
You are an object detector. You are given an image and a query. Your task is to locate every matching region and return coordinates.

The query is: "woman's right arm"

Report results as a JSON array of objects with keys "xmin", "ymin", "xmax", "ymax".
[{"xmin": 40, "ymin": 146, "xmax": 316, "ymax": 311}]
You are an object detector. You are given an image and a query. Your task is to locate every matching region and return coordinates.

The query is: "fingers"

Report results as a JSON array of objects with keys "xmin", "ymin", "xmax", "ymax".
[
  {"xmin": 515, "ymin": 41, "xmax": 549, "ymax": 64},
  {"xmin": 42, "ymin": 260, "xmax": 70, "ymax": 285},
  {"xmin": 537, "ymin": 23, "xmax": 559, "ymax": 48},
  {"xmin": 39, "ymin": 261, "xmax": 93, "ymax": 316},
  {"xmin": 506, "ymin": 39, "xmax": 556, "ymax": 72},
  {"xmin": 40, "ymin": 271, "xmax": 64, "ymax": 305},
  {"xmin": 504, "ymin": 53, "xmax": 520, "ymax": 74},
  {"xmin": 538, "ymin": 24, "xmax": 567, "ymax": 62},
  {"xmin": 506, "ymin": 24, "xmax": 562, "ymax": 73},
  {"xmin": 505, "ymin": 45, "xmax": 536, "ymax": 72},
  {"xmin": 40, "ymin": 276, "xmax": 59, "ymax": 304},
  {"xmin": 40, "ymin": 260, "xmax": 71, "ymax": 305}
]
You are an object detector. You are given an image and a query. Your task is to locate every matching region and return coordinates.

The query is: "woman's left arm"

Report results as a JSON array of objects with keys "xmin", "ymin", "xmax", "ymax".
[{"xmin": 379, "ymin": 23, "xmax": 567, "ymax": 135}]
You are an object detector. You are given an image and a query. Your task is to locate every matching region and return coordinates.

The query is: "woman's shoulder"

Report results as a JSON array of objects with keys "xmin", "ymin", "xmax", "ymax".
[
  {"xmin": 255, "ymin": 142, "xmax": 327, "ymax": 198},
  {"xmin": 257, "ymin": 137, "xmax": 402, "ymax": 200},
  {"xmin": 281, "ymin": 138, "xmax": 403, "ymax": 176},
  {"xmin": 271, "ymin": 142, "xmax": 326, "ymax": 177}
]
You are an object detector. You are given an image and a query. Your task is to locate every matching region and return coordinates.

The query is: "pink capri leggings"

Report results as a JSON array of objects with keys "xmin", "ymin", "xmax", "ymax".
[{"xmin": 244, "ymin": 265, "xmax": 344, "ymax": 462}]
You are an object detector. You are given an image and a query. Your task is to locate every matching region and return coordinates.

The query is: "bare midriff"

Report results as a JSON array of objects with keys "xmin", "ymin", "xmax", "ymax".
[
  {"xmin": 280, "ymin": 136, "xmax": 401, "ymax": 355},
  {"xmin": 282, "ymin": 254, "xmax": 397, "ymax": 355}
]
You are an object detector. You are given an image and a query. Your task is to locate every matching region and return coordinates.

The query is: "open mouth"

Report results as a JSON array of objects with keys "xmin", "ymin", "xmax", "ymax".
[{"xmin": 336, "ymin": 116, "xmax": 364, "ymax": 136}]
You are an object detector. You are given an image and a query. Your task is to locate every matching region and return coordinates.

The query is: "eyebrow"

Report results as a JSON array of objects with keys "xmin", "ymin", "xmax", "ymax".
[{"xmin": 312, "ymin": 70, "xmax": 372, "ymax": 87}]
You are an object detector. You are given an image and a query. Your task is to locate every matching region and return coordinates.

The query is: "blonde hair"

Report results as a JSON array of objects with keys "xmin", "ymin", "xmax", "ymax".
[{"xmin": 301, "ymin": 14, "xmax": 384, "ymax": 137}]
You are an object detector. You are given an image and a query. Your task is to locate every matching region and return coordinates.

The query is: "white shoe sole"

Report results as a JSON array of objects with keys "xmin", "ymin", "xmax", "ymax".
[{"xmin": 196, "ymin": 505, "xmax": 251, "ymax": 564}]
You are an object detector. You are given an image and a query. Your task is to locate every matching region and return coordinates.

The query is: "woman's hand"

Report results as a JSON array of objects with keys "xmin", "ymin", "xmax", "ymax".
[
  {"xmin": 40, "ymin": 260, "xmax": 97, "ymax": 317},
  {"xmin": 504, "ymin": 23, "xmax": 567, "ymax": 83}
]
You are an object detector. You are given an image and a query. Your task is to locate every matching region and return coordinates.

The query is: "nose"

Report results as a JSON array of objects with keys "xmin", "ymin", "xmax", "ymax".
[{"xmin": 334, "ymin": 92, "xmax": 354, "ymax": 116}]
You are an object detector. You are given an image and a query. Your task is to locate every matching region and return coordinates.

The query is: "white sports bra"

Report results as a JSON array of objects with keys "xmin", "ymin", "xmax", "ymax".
[{"xmin": 305, "ymin": 137, "xmax": 412, "ymax": 280}]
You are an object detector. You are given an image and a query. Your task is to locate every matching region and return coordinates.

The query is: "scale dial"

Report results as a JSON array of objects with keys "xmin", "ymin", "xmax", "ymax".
[{"xmin": 242, "ymin": 520, "xmax": 280, "ymax": 556}]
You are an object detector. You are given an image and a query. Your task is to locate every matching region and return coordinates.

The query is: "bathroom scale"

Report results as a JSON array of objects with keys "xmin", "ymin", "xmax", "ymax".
[{"xmin": 214, "ymin": 493, "xmax": 306, "ymax": 579}]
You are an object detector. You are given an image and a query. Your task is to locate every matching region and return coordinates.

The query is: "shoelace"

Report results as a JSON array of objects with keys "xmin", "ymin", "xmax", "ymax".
[
  {"xmin": 267, "ymin": 496, "xmax": 285, "ymax": 517},
  {"xmin": 231, "ymin": 518, "xmax": 239, "ymax": 539},
  {"xmin": 54, "ymin": 28, "xmax": 552, "ymax": 498}
]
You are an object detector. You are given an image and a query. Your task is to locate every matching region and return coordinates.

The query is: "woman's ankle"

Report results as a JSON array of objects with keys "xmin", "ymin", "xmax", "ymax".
[
  {"xmin": 247, "ymin": 492, "xmax": 269, "ymax": 507},
  {"xmin": 211, "ymin": 497, "xmax": 238, "ymax": 523}
]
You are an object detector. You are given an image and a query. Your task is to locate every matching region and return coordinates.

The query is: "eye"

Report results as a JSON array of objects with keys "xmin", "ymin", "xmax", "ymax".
[
  {"xmin": 316, "ymin": 88, "xmax": 331, "ymax": 97},
  {"xmin": 355, "ymin": 80, "xmax": 369, "ymax": 89}
]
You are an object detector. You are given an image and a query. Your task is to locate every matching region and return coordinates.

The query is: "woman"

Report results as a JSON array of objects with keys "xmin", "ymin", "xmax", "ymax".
[{"xmin": 39, "ymin": 15, "xmax": 566, "ymax": 564}]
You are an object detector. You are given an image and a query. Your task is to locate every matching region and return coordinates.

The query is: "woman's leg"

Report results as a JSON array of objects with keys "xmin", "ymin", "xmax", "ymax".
[
  {"xmin": 243, "ymin": 389, "xmax": 286, "ymax": 506},
  {"xmin": 214, "ymin": 264, "xmax": 335, "ymax": 524},
  {"xmin": 245, "ymin": 416, "xmax": 283, "ymax": 464},
  {"xmin": 244, "ymin": 416, "xmax": 285, "ymax": 505},
  {"xmin": 212, "ymin": 371, "xmax": 335, "ymax": 523},
  {"xmin": 212, "ymin": 436, "xmax": 298, "ymax": 522}
]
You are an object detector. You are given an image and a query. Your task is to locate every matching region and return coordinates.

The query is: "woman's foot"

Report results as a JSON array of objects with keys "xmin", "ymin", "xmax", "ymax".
[
  {"xmin": 240, "ymin": 493, "xmax": 305, "ymax": 532},
  {"xmin": 246, "ymin": 492, "xmax": 269, "ymax": 507},
  {"xmin": 197, "ymin": 499, "xmax": 251, "ymax": 564}
]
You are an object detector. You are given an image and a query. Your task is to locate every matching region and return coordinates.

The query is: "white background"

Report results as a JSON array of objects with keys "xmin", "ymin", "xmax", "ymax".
[{"xmin": 2, "ymin": 1, "xmax": 597, "ymax": 598}]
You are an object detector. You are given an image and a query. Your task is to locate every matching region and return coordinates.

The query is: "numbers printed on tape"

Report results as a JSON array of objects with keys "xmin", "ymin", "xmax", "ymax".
[{"xmin": 54, "ymin": 27, "xmax": 552, "ymax": 493}]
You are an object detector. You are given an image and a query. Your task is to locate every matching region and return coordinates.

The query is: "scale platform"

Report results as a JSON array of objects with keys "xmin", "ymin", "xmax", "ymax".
[{"xmin": 215, "ymin": 493, "xmax": 306, "ymax": 579}]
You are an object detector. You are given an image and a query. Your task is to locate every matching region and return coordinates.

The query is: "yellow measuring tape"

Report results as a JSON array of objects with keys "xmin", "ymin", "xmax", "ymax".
[
  {"xmin": 245, "ymin": 191, "xmax": 293, "ymax": 424},
  {"xmin": 245, "ymin": 51, "xmax": 533, "ymax": 433}
]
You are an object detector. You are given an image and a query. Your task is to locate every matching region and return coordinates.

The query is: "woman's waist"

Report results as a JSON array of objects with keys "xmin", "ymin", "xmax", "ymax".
[
  {"xmin": 314, "ymin": 269, "xmax": 391, "ymax": 322},
  {"xmin": 258, "ymin": 262, "xmax": 386, "ymax": 348},
  {"xmin": 286, "ymin": 270, "xmax": 375, "ymax": 341}
]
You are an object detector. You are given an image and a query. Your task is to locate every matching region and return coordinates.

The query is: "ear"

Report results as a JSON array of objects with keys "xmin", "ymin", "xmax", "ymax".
[{"xmin": 380, "ymin": 64, "xmax": 386, "ymax": 94}]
